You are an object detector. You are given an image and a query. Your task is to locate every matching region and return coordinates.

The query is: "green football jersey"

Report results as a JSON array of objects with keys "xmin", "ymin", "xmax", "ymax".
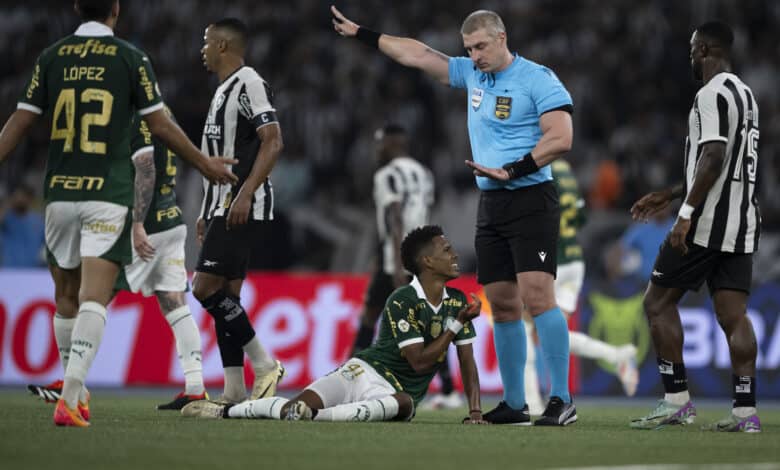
[
  {"xmin": 552, "ymin": 159, "xmax": 586, "ymax": 264},
  {"xmin": 355, "ymin": 279, "xmax": 477, "ymax": 407},
  {"xmin": 18, "ymin": 27, "xmax": 163, "ymax": 206},
  {"xmin": 130, "ymin": 107, "xmax": 183, "ymax": 234}
]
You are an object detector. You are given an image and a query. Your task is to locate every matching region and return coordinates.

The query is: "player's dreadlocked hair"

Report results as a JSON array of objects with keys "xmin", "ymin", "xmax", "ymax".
[
  {"xmin": 401, "ymin": 225, "xmax": 444, "ymax": 276},
  {"xmin": 76, "ymin": 0, "xmax": 116, "ymax": 21}
]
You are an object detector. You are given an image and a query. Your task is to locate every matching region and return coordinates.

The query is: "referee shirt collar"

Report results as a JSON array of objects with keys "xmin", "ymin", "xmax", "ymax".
[
  {"xmin": 410, "ymin": 276, "xmax": 450, "ymax": 313},
  {"xmin": 75, "ymin": 21, "xmax": 114, "ymax": 37}
]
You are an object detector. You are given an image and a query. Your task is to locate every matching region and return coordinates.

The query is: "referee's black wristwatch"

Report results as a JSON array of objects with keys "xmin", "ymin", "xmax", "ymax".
[{"xmin": 502, "ymin": 152, "xmax": 539, "ymax": 179}]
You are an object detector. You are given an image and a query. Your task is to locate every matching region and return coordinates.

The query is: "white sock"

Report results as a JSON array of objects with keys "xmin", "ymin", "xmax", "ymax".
[
  {"xmin": 664, "ymin": 391, "xmax": 691, "ymax": 406},
  {"xmin": 53, "ymin": 314, "xmax": 75, "ymax": 372},
  {"xmin": 243, "ymin": 337, "xmax": 275, "ymax": 374},
  {"xmin": 62, "ymin": 301, "xmax": 107, "ymax": 408},
  {"xmin": 165, "ymin": 306, "xmax": 204, "ymax": 395},
  {"xmin": 223, "ymin": 366, "xmax": 246, "ymax": 402},
  {"xmin": 228, "ymin": 397, "xmax": 289, "ymax": 419},
  {"xmin": 733, "ymin": 406, "xmax": 757, "ymax": 418},
  {"xmin": 314, "ymin": 396, "xmax": 399, "ymax": 422},
  {"xmin": 569, "ymin": 331, "xmax": 619, "ymax": 363},
  {"xmin": 523, "ymin": 330, "xmax": 544, "ymax": 413}
]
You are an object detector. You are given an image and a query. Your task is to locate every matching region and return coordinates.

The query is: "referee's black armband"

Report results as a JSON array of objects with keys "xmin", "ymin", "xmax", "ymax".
[
  {"xmin": 356, "ymin": 27, "xmax": 381, "ymax": 49},
  {"xmin": 502, "ymin": 153, "xmax": 539, "ymax": 179}
]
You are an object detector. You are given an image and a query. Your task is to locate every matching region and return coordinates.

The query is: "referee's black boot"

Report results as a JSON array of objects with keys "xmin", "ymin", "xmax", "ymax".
[
  {"xmin": 483, "ymin": 401, "xmax": 531, "ymax": 425},
  {"xmin": 534, "ymin": 396, "xmax": 577, "ymax": 426}
]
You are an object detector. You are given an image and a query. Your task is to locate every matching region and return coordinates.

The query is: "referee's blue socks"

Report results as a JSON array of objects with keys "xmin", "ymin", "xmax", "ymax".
[
  {"xmin": 493, "ymin": 318, "xmax": 527, "ymax": 409},
  {"xmin": 534, "ymin": 307, "xmax": 571, "ymax": 403}
]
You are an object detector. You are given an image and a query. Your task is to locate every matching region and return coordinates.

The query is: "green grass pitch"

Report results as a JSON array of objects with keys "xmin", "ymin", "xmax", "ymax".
[{"xmin": 1, "ymin": 390, "xmax": 778, "ymax": 470}]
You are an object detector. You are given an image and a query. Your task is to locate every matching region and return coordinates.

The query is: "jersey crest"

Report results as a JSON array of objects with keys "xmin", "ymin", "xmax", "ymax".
[
  {"xmin": 471, "ymin": 87, "xmax": 484, "ymax": 110},
  {"xmin": 495, "ymin": 96, "xmax": 512, "ymax": 120}
]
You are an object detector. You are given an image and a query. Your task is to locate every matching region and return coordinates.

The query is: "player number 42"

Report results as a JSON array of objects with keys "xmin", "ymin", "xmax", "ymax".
[{"xmin": 51, "ymin": 87, "xmax": 114, "ymax": 155}]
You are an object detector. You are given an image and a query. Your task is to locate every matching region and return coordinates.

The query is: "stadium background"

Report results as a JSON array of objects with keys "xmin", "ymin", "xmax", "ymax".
[{"xmin": 0, "ymin": 0, "xmax": 779, "ymax": 399}]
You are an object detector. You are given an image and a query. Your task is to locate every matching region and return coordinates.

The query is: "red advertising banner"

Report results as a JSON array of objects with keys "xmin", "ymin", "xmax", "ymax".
[{"xmin": 0, "ymin": 271, "xmax": 522, "ymax": 393}]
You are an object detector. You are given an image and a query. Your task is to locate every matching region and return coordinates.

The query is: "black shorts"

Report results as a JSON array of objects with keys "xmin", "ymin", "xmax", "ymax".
[
  {"xmin": 196, "ymin": 217, "xmax": 263, "ymax": 280},
  {"xmin": 364, "ymin": 270, "xmax": 411, "ymax": 309},
  {"xmin": 475, "ymin": 182, "xmax": 559, "ymax": 285},
  {"xmin": 650, "ymin": 235, "xmax": 753, "ymax": 295}
]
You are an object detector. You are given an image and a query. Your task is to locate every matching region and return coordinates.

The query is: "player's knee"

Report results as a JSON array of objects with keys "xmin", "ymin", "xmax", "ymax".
[
  {"xmin": 489, "ymin": 298, "xmax": 520, "ymax": 321},
  {"xmin": 393, "ymin": 393, "xmax": 414, "ymax": 420},
  {"xmin": 55, "ymin": 295, "xmax": 79, "ymax": 317},
  {"xmin": 642, "ymin": 293, "xmax": 666, "ymax": 320},
  {"xmin": 192, "ymin": 280, "xmax": 218, "ymax": 303}
]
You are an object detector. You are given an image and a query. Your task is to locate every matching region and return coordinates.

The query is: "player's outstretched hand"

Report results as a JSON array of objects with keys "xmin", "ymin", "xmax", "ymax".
[
  {"xmin": 465, "ymin": 160, "xmax": 510, "ymax": 181},
  {"xmin": 669, "ymin": 217, "xmax": 691, "ymax": 255},
  {"xmin": 630, "ymin": 190, "xmax": 672, "ymax": 222},
  {"xmin": 331, "ymin": 5, "xmax": 359, "ymax": 37},
  {"xmin": 202, "ymin": 157, "xmax": 239, "ymax": 185},
  {"xmin": 456, "ymin": 293, "xmax": 482, "ymax": 324},
  {"xmin": 132, "ymin": 222, "xmax": 155, "ymax": 261}
]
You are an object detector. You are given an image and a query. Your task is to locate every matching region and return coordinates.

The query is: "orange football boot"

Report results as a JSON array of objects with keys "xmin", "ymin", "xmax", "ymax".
[{"xmin": 54, "ymin": 399, "xmax": 90, "ymax": 427}]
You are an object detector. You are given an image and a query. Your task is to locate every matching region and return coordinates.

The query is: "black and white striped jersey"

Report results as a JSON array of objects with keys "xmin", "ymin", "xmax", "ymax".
[
  {"xmin": 684, "ymin": 72, "xmax": 760, "ymax": 253},
  {"xmin": 374, "ymin": 156, "xmax": 435, "ymax": 274},
  {"xmin": 199, "ymin": 66, "xmax": 278, "ymax": 221}
]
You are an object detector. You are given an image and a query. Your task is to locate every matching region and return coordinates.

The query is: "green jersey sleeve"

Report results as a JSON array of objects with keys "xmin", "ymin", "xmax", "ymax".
[
  {"xmin": 447, "ymin": 289, "xmax": 477, "ymax": 345},
  {"xmin": 130, "ymin": 113, "xmax": 154, "ymax": 159},
  {"xmin": 384, "ymin": 295, "xmax": 424, "ymax": 349},
  {"xmin": 18, "ymin": 54, "xmax": 47, "ymax": 114},
  {"xmin": 131, "ymin": 53, "xmax": 164, "ymax": 115}
]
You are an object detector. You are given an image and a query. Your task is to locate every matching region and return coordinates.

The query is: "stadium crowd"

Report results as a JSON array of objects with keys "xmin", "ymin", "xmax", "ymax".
[{"xmin": 1, "ymin": 0, "xmax": 778, "ymax": 277}]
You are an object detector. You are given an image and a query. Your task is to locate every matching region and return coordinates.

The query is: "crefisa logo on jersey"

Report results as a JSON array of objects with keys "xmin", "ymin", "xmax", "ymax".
[{"xmin": 495, "ymin": 96, "xmax": 512, "ymax": 119}]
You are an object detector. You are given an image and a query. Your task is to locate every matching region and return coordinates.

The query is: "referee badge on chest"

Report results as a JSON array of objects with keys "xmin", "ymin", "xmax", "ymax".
[
  {"xmin": 471, "ymin": 88, "xmax": 484, "ymax": 110},
  {"xmin": 495, "ymin": 96, "xmax": 512, "ymax": 119}
]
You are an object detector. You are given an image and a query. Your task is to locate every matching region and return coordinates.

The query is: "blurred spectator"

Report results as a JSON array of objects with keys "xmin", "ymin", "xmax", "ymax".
[
  {"xmin": 605, "ymin": 206, "xmax": 675, "ymax": 283},
  {"xmin": 1, "ymin": 1, "xmax": 777, "ymax": 273},
  {"xmin": 0, "ymin": 183, "xmax": 45, "ymax": 267}
]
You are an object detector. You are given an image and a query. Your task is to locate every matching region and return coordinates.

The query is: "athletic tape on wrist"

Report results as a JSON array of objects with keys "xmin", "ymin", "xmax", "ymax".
[
  {"xmin": 502, "ymin": 152, "xmax": 539, "ymax": 179},
  {"xmin": 448, "ymin": 320, "xmax": 464, "ymax": 335},
  {"xmin": 356, "ymin": 27, "xmax": 380, "ymax": 49},
  {"xmin": 678, "ymin": 203, "xmax": 694, "ymax": 220}
]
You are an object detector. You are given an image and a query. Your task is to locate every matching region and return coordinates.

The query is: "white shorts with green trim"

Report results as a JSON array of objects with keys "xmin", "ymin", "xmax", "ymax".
[
  {"xmin": 305, "ymin": 358, "xmax": 397, "ymax": 408},
  {"xmin": 124, "ymin": 224, "xmax": 188, "ymax": 296},
  {"xmin": 45, "ymin": 201, "xmax": 131, "ymax": 269}
]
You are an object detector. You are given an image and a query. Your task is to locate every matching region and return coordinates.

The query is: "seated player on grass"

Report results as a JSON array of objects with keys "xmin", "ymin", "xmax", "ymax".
[{"xmin": 182, "ymin": 225, "xmax": 487, "ymax": 423}]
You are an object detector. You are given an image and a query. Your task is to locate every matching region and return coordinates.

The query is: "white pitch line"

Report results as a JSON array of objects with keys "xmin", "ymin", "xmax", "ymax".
[{"xmin": 556, "ymin": 464, "xmax": 780, "ymax": 470}]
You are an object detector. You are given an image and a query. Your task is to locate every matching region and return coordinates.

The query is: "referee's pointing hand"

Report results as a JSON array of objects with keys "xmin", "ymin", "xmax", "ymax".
[
  {"xmin": 465, "ymin": 160, "xmax": 510, "ymax": 181},
  {"xmin": 331, "ymin": 6, "xmax": 358, "ymax": 37}
]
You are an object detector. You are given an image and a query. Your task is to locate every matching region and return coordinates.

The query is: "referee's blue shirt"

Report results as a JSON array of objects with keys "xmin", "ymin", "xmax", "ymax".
[{"xmin": 449, "ymin": 54, "xmax": 573, "ymax": 191}]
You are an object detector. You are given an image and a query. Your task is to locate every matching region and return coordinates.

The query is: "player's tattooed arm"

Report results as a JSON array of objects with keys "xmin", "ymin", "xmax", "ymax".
[
  {"xmin": 133, "ymin": 152, "xmax": 156, "ymax": 223},
  {"xmin": 132, "ymin": 151, "xmax": 157, "ymax": 260}
]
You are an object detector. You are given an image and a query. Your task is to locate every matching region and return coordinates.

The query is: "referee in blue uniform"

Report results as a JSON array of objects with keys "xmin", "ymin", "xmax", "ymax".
[{"xmin": 332, "ymin": 7, "xmax": 576, "ymax": 426}]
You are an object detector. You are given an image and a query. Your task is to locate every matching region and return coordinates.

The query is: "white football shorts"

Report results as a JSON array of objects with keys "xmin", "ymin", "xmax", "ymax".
[
  {"xmin": 124, "ymin": 224, "xmax": 188, "ymax": 296},
  {"xmin": 305, "ymin": 358, "xmax": 397, "ymax": 408},
  {"xmin": 45, "ymin": 201, "xmax": 130, "ymax": 269}
]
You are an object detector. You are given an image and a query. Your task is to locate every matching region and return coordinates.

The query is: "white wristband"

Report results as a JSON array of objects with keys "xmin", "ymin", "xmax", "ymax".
[
  {"xmin": 448, "ymin": 320, "xmax": 464, "ymax": 335},
  {"xmin": 678, "ymin": 203, "xmax": 694, "ymax": 220}
]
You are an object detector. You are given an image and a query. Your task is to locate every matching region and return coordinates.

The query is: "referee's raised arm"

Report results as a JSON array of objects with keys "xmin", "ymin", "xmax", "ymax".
[{"xmin": 331, "ymin": 5, "xmax": 451, "ymax": 85}]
